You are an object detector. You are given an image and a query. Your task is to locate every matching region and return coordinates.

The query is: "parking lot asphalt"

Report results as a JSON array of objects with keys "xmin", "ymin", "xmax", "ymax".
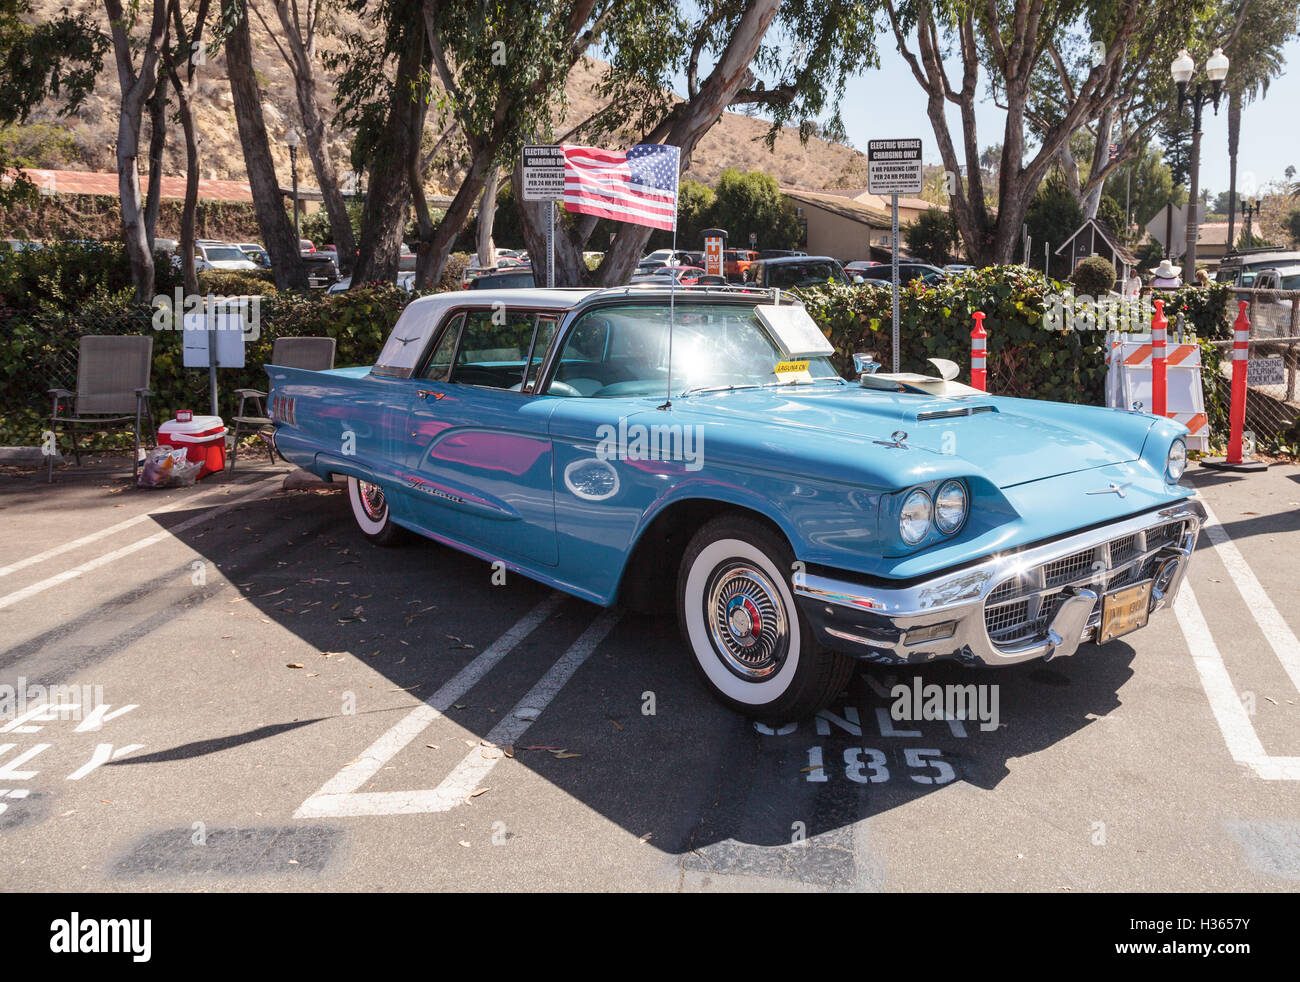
[{"xmin": 1, "ymin": 455, "xmax": 1298, "ymax": 892}]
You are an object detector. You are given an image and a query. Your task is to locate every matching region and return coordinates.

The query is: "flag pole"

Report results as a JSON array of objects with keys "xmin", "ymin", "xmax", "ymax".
[{"xmin": 659, "ymin": 149, "xmax": 680, "ymax": 412}]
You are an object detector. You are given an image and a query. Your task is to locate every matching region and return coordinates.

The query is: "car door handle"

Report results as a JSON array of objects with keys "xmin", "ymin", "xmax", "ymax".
[{"xmin": 417, "ymin": 390, "xmax": 442, "ymax": 400}]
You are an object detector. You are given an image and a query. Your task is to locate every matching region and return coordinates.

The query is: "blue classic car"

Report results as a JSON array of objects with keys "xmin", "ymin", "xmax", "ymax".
[{"xmin": 267, "ymin": 285, "xmax": 1205, "ymax": 720}]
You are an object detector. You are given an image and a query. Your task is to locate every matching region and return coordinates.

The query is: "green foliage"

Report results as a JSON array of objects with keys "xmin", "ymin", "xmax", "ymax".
[
  {"xmin": 1023, "ymin": 178, "xmax": 1084, "ymax": 278},
  {"xmin": 705, "ymin": 169, "xmax": 802, "ymax": 251},
  {"xmin": 0, "ymin": 241, "xmax": 180, "ymax": 312},
  {"xmin": 798, "ymin": 266, "xmax": 1232, "ymax": 409},
  {"xmin": 196, "ymin": 269, "xmax": 278, "ymax": 296},
  {"xmin": 1095, "ymin": 195, "xmax": 1127, "ymax": 242},
  {"xmin": 1134, "ymin": 238, "xmax": 1165, "ymax": 270},
  {"xmin": 1072, "ymin": 256, "xmax": 1117, "ymax": 296},
  {"xmin": 0, "ymin": 0, "xmax": 108, "ymax": 127},
  {"xmin": 904, "ymin": 208, "xmax": 959, "ymax": 266},
  {"xmin": 0, "ymin": 284, "xmax": 416, "ymax": 445},
  {"xmin": 1285, "ymin": 208, "xmax": 1300, "ymax": 247}
]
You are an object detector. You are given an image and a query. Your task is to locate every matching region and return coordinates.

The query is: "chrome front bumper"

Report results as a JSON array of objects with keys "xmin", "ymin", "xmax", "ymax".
[{"xmin": 793, "ymin": 499, "xmax": 1206, "ymax": 666}]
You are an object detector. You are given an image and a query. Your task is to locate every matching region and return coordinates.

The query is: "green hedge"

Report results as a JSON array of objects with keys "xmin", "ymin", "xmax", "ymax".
[
  {"xmin": 0, "ymin": 284, "xmax": 416, "ymax": 446},
  {"xmin": 799, "ymin": 267, "xmax": 1233, "ymax": 407}
]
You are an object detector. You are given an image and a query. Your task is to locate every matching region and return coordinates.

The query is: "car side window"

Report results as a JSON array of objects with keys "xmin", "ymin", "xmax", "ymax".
[
  {"xmin": 451, "ymin": 309, "xmax": 543, "ymax": 389},
  {"xmin": 522, "ymin": 316, "xmax": 557, "ymax": 392},
  {"xmin": 416, "ymin": 312, "xmax": 464, "ymax": 381}
]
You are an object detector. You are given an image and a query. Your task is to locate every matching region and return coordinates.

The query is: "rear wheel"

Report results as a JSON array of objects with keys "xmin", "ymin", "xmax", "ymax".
[
  {"xmin": 347, "ymin": 476, "xmax": 407, "ymax": 546},
  {"xmin": 677, "ymin": 514, "xmax": 853, "ymax": 721}
]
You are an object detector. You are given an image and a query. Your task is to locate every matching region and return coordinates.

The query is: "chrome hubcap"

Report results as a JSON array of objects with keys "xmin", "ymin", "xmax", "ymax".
[
  {"xmin": 705, "ymin": 562, "xmax": 789, "ymax": 681},
  {"xmin": 358, "ymin": 481, "xmax": 386, "ymax": 521}
]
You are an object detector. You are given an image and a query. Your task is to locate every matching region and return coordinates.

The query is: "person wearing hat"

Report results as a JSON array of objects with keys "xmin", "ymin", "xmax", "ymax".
[{"xmin": 1150, "ymin": 258, "xmax": 1182, "ymax": 289}]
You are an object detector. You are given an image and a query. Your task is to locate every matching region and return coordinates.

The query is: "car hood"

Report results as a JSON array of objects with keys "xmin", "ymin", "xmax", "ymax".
[{"xmin": 671, "ymin": 384, "xmax": 1154, "ymax": 488}]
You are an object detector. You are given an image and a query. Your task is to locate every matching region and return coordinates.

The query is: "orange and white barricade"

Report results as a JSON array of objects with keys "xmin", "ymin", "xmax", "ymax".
[{"xmin": 1105, "ymin": 331, "xmax": 1210, "ymax": 452}]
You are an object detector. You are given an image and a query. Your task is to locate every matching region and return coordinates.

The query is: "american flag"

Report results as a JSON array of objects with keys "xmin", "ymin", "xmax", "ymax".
[{"xmin": 562, "ymin": 144, "xmax": 680, "ymax": 231}]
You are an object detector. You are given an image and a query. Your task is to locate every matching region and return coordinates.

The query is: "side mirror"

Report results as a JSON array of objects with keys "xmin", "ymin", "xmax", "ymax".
[{"xmin": 853, "ymin": 275, "xmax": 864, "ymax": 284}]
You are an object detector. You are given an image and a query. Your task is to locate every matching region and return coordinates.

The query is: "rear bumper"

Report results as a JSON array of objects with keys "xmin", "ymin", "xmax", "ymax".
[{"xmin": 793, "ymin": 499, "xmax": 1206, "ymax": 666}]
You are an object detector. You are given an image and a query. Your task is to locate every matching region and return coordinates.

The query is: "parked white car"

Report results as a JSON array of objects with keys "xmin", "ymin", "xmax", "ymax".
[{"xmin": 197, "ymin": 244, "xmax": 259, "ymax": 271}]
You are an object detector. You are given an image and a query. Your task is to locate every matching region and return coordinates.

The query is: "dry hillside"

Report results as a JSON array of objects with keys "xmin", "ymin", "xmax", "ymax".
[{"xmin": 23, "ymin": 3, "xmax": 867, "ymax": 193}]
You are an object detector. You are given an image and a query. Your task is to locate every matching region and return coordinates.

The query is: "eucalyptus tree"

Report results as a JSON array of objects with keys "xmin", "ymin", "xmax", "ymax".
[{"xmin": 881, "ymin": 0, "xmax": 1220, "ymax": 266}]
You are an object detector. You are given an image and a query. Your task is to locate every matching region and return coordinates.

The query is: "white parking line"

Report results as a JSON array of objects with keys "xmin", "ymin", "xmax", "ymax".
[
  {"xmin": 1172, "ymin": 500, "xmax": 1300, "ymax": 781},
  {"xmin": 1199, "ymin": 500, "xmax": 1300, "ymax": 695},
  {"xmin": 0, "ymin": 476, "xmax": 273, "ymax": 579},
  {"xmin": 295, "ymin": 603, "xmax": 618, "ymax": 818},
  {"xmin": 0, "ymin": 478, "xmax": 280, "ymax": 612},
  {"xmin": 1175, "ymin": 584, "xmax": 1300, "ymax": 780}
]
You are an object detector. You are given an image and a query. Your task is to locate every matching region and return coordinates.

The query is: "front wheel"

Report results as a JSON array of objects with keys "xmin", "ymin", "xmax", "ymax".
[
  {"xmin": 346, "ymin": 476, "xmax": 407, "ymax": 546},
  {"xmin": 677, "ymin": 515, "xmax": 853, "ymax": 721}
]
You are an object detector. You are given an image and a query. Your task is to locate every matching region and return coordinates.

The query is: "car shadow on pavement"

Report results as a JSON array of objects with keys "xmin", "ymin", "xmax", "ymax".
[{"xmin": 152, "ymin": 487, "xmax": 1137, "ymax": 876}]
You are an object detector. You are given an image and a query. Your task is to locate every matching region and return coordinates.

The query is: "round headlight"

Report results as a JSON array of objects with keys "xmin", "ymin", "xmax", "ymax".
[
  {"xmin": 1166, "ymin": 438, "xmax": 1187, "ymax": 483},
  {"xmin": 934, "ymin": 480, "xmax": 968, "ymax": 534},
  {"xmin": 899, "ymin": 488, "xmax": 933, "ymax": 544}
]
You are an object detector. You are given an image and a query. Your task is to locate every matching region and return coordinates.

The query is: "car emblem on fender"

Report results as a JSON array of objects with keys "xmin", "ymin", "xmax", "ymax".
[
  {"xmin": 874, "ymin": 430, "xmax": 908, "ymax": 448},
  {"xmin": 1086, "ymin": 482, "xmax": 1131, "ymax": 498}
]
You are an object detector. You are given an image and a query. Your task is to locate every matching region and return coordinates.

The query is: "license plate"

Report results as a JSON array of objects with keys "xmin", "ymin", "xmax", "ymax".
[{"xmin": 1098, "ymin": 581, "xmax": 1153, "ymax": 643}]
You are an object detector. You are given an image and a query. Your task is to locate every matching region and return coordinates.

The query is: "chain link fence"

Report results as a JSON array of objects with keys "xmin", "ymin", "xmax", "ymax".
[{"xmin": 1202, "ymin": 287, "xmax": 1300, "ymax": 454}]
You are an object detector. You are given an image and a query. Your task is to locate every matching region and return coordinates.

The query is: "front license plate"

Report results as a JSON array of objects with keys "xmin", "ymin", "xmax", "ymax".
[{"xmin": 1098, "ymin": 581, "xmax": 1153, "ymax": 643}]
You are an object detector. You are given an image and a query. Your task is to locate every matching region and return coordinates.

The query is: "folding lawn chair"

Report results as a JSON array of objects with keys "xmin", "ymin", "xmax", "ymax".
[
  {"xmin": 229, "ymin": 336, "xmax": 336, "ymax": 470},
  {"xmin": 48, "ymin": 335, "xmax": 155, "ymax": 483}
]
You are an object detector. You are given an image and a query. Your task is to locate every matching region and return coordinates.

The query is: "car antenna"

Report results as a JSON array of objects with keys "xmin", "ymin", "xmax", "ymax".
[{"xmin": 659, "ymin": 152, "xmax": 682, "ymax": 412}]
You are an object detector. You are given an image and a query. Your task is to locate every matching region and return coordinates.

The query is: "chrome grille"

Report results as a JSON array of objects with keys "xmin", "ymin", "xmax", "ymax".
[{"xmin": 982, "ymin": 519, "xmax": 1188, "ymax": 648}]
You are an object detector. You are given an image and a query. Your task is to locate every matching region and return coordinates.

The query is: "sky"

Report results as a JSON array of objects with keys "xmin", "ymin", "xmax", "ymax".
[{"xmin": 834, "ymin": 36, "xmax": 1300, "ymax": 198}]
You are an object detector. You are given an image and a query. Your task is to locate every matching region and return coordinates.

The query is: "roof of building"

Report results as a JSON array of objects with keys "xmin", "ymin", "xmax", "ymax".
[
  {"xmin": 780, "ymin": 187, "xmax": 894, "ymax": 227},
  {"xmin": 1054, "ymin": 217, "xmax": 1139, "ymax": 267}
]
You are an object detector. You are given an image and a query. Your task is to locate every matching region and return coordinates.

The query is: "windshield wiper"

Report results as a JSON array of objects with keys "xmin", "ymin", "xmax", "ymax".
[
  {"xmin": 680, "ymin": 383, "xmax": 762, "ymax": 397},
  {"xmin": 759, "ymin": 376, "xmax": 846, "ymax": 388}
]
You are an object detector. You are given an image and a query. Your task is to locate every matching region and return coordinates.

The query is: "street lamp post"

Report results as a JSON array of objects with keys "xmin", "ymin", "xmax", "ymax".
[
  {"xmin": 1241, "ymin": 198, "xmax": 1260, "ymax": 247},
  {"xmin": 285, "ymin": 128, "xmax": 301, "ymax": 247},
  {"xmin": 1170, "ymin": 47, "xmax": 1229, "ymax": 278}
]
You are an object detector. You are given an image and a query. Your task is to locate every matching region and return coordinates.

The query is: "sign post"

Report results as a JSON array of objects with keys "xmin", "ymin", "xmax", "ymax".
[
  {"xmin": 867, "ymin": 138, "xmax": 923, "ymax": 373},
  {"xmin": 522, "ymin": 145, "xmax": 565, "ymax": 288}
]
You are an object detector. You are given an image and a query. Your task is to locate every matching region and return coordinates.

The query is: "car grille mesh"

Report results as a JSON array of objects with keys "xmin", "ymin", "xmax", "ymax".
[{"xmin": 982, "ymin": 520, "xmax": 1186, "ymax": 647}]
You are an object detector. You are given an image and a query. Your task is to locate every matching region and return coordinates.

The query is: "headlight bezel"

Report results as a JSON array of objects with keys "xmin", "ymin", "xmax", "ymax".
[
  {"xmin": 899, "ymin": 487, "xmax": 934, "ymax": 545},
  {"xmin": 933, "ymin": 479, "xmax": 969, "ymax": 535},
  {"xmin": 1165, "ymin": 438, "xmax": 1188, "ymax": 483}
]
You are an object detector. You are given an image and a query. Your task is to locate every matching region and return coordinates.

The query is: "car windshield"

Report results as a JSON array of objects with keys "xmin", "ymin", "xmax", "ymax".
[
  {"xmin": 1276, "ymin": 271, "xmax": 1300, "ymax": 290},
  {"xmin": 550, "ymin": 302, "xmax": 840, "ymax": 399},
  {"xmin": 766, "ymin": 261, "xmax": 847, "ymax": 288},
  {"xmin": 205, "ymin": 247, "xmax": 246, "ymax": 262}
]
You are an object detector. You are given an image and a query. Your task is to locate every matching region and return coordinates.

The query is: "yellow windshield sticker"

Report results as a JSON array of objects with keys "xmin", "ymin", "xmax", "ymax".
[{"xmin": 774, "ymin": 360, "xmax": 811, "ymax": 381}]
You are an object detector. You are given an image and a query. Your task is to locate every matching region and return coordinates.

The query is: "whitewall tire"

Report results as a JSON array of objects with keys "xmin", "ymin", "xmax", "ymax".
[
  {"xmin": 347, "ymin": 476, "xmax": 407, "ymax": 546},
  {"xmin": 677, "ymin": 514, "xmax": 853, "ymax": 721}
]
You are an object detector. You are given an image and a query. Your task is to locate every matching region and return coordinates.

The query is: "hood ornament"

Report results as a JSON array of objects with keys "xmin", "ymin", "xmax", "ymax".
[{"xmin": 1086, "ymin": 481, "xmax": 1131, "ymax": 498}]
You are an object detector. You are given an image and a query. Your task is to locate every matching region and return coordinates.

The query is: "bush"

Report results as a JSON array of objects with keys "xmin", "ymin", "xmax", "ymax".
[
  {"xmin": 0, "ymin": 241, "xmax": 180, "ymax": 312},
  {"xmin": 904, "ymin": 207, "xmax": 960, "ymax": 266},
  {"xmin": 1072, "ymin": 256, "xmax": 1116, "ymax": 296},
  {"xmin": 438, "ymin": 252, "xmax": 471, "ymax": 292},
  {"xmin": 196, "ymin": 269, "xmax": 277, "ymax": 296},
  {"xmin": 0, "ymin": 283, "xmax": 417, "ymax": 446},
  {"xmin": 798, "ymin": 266, "xmax": 1234, "ymax": 407}
]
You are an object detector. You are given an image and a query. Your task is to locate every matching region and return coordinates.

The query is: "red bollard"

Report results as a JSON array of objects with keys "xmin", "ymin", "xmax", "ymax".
[
  {"xmin": 970, "ymin": 312, "xmax": 987, "ymax": 392},
  {"xmin": 1151, "ymin": 299, "xmax": 1167, "ymax": 418},
  {"xmin": 1199, "ymin": 301, "xmax": 1266, "ymax": 472}
]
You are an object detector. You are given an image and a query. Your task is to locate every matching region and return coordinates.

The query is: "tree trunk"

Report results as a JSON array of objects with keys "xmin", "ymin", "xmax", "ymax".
[
  {"xmin": 223, "ymin": 0, "xmax": 307, "ymax": 290},
  {"xmin": 1080, "ymin": 106, "xmax": 1114, "ymax": 220},
  {"xmin": 272, "ymin": 0, "xmax": 357, "ymax": 274},
  {"xmin": 143, "ymin": 79, "xmax": 167, "ymax": 253},
  {"xmin": 352, "ymin": 31, "xmax": 424, "ymax": 286},
  {"xmin": 513, "ymin": 160, "xmax": 587, "ymax": 287},
  {"xmin": 1226, "ymin": 87, "xmax": 1241, "ymax": 253},
  {"xmin": 477, "ymin": 169, "xmax": 499, "ymax": 267},
  {"xmin": 103, "ymin": 0, "xmax": 167, "ymax": 301},
  {"xmin": 167, "ymin": 0, "xmax": 210, "ymax": 298},
  {"xmin": 413, "ymin": 148, "xmax": 490, "ymax": 288},
  {"xmin": 543, "ymin": 0, "xmax": 782, "ymax": 286}
]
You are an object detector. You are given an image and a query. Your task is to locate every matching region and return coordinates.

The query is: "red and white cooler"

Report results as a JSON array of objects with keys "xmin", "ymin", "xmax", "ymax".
[{"xmin": 158, "ymin": 414, "xmax": 227, "ymax": 478}]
